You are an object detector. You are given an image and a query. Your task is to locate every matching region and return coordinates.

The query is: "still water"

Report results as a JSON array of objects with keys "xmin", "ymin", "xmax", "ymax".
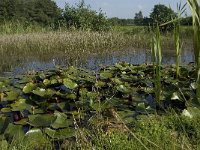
[{"xmin": 0, "ymin": 47, "xmax": 194, "ymax": 76}]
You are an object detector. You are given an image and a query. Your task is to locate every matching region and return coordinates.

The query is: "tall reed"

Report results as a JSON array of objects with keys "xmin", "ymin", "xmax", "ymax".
[
  {"xmin": 174, "ymin": 23, "xmax": 181, "ymax": 79},
  {"xmin": 174, "ymin": 3, "xmax": 186, "ymax": 78},
  {"xmin": 152, "ymin": 26, "xmax": 162, "ymax": 104},
  {"xmin": 187, "ymin": 0, "xmax": 200, "ymax": 103}
]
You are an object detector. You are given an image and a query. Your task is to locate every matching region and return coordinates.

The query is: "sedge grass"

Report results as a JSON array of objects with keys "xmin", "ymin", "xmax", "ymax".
[
  {"xmin": 174, "ymin": 3, "xmax": 186, "ymax": 78},
  {"xmin": 174, "ymin": 22, "xmax": 181, "ymax": 78},
  {"xmin": 152, "ymin": 26, "xmax": 162, "ymax": 104},
  {"xmin": 187, "ymin": 0, "xmax": 200, "ymax": 103}
]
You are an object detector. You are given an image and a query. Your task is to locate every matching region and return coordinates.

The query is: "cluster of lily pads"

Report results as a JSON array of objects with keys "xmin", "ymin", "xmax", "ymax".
[{"xmin": 0, "ymin": 62, "xmax": 197, "ymax": 148}]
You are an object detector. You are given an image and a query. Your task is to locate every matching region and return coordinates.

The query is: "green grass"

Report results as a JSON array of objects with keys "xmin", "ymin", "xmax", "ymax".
[{"xmin": 1, "ymin": 110, "xmax": 200, "ymax": 150}]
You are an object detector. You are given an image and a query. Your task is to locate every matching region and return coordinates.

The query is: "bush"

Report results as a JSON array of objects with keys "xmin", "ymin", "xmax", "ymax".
[
  {"xmin": 150, "ymin": 4, "xmax": 177, "ymax": 32},
  {"xmin": 62, "ymin": 0, "xmax": 111, "ymax": 31}
]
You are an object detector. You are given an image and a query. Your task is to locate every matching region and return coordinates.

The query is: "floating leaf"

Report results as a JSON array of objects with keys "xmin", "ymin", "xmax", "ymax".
[
  {"xmin": 63, "ymin": 78, "xmax": 78, "ymax": 90},
  {"xmin": 51, "ymin": 112, "xmax": 73, "ymax": 129},
  {"xmin": 116, "ymin": 85, "xmax": 130, "ymax": 93},
  {"xmin": 171, "ymin": 92, "xmax": 180, "ymax": 100},
  {"xmin": 14, "ymin": 118, "xmax": 28, "ymax": 125},
  {"xmin": 25, "ymin": 128, "xmax": 49, "ymax": 147},
  {"xmin": 111, "ymin": 78, "xmax": 122, "ymax": 85},
  {"xmin": 45, "ymin": 127, "xmax": 75, "ymax": 140},
  {"xmin": 0, "ymin": 116, "xmax": 10, "ymax": 134},
  {"xmin": 4, "ymin": 123, "xmax": 24, "ymax": 140},
  {"xmin": 38, "ymin": 72, "xmax": 46, "ymax": 80},
  {"xmin": 11, "ymin": 99, "xmax": 32, "ymax": 112},
  {"xmin": 1, "ymin": 108, "xmax": 12, "ymax": 113},
  {"xmin": 136, "ymin": 102, "xmax": 146, "ymax": 112},
  {"xmin": 95, "ymin": 81, "xmax": 106, "ymax": 88},
  {"xmin": 50, "ymin": 79, "xmax": 58, "ymax": 85},
  {"xmin": 100, "ymin": 71, "xmax": 113, "ymax": 79},
  {"xmin": 32, "ymin": 88, "xmax": 46, "ymax": 97},
  {"xmin": 32, "ymin": 88, "xmax": 55, "ymax": 97},
  {"xmin": 23, "ymin": 82, "xmax": 36, "ymax": 94},
  {"xmin": 4, "ymin": 91, "xmax": 20, "ymax": 101},
  {"xmin": 66, "ymin": 93, "xmax": 76, "ymax": 100},
  {"xmin": 28, "ymin": 114, "xmax": 56, "ymax": 127},
  {"xmin": 43, "ymin": 79, "xmax": 50, "ymax": 86}
]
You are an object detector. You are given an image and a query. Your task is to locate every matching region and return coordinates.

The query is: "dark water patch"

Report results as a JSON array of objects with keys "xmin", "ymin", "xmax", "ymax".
[{"xmin": 0, "ymin": 47, "xmax": 194, "ymax": 76}]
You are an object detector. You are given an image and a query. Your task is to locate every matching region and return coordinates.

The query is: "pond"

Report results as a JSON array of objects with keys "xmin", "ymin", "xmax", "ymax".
[{"xmin": 0, "ymin": 47, "xmax": 194, "ymax": 76}]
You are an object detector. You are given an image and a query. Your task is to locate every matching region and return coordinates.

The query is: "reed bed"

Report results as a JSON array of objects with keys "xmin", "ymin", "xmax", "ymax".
[{"xmin": 0, "ymin": 30, "xmax": 150, "ymax": 73}]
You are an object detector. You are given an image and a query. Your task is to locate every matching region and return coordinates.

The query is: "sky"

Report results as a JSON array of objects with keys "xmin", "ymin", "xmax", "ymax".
[{"xmin": 55, "ymin": 0, "xmax": 190, "ymax": 19}]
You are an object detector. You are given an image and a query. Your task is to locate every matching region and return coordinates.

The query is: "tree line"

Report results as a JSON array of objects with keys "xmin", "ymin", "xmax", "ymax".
[
  {"xmin": 0, "ymin": 0, "xmax": 193, "ymax": 31},
  {"xmin": 0, "ymin": 0, "xmax": 110, "ymax": 31},
  {"xmin": 110, "ymin": 4, "xmax": 192, "ymax": 28}
]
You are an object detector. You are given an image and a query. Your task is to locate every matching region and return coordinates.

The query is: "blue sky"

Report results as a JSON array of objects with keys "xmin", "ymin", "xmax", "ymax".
[{"xmin": 55, "ymin": 0, "xmax": 190, "ymax": 18}]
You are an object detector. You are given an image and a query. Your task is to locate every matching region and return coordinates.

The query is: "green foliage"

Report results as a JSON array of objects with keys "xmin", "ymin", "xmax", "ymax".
[
  {"xmin": 0, "ymin": 0, "xmax": 61, "ymax": 26},
  {"xmin": 63, "ymin": 1, "xmax": 111, "ymax": 31},
  {"xmin": 187, "ymin": 0, "xmax": 200, "ymax": 103},
  {"xmin": 26, "ymin": 0, "xmax": 61, "ymax": 26},
  {"xmin": 150, "ymin": 4, "xmax": 177, "ymax": 31},
  {"xmin": 181, "ymin": 16, "xmax": 193, "ymax": 26},
  {"xmin": 152, "ymin": 26, "xmax": 162, "ymax": 104},
  {"xmin": 134, "ymin": 11, "xmax": 144, "ymax": 25},
  {"xmin": 109, "ymin": 17, "xmax": 135, "ymax": 26}
]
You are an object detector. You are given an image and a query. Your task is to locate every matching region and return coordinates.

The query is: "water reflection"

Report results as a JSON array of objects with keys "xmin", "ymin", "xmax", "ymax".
[{"xmin": 0, "ymin": 47, "xmax": 194, "ymax": 76}]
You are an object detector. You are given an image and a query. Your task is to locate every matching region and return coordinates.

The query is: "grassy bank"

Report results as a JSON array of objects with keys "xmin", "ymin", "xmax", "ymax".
[{"xmin": 1, "ymin": 111, "xmax": 200, "ymax": 150}]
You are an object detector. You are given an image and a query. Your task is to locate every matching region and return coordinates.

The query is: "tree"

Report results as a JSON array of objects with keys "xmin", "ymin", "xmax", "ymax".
[
  {"xmin": 150, "ymin": 4, "xmax": 177, "ymax": 31},
  {"xmin": 26, "ymin": 0, "xmax": 61, "ymax": 25},
  {"xmin": 180, "ymin": 16, "xmax": 192, "ymax": 26},
  {"xmin": 63, "ymin": 0, "xmax": 110, "ymax": 31},
  {"xmin": 0, "ymin": 0, "xmax": 26, "ymax": 21},
  {"xmin": 0, "ymin": 0, "xmax": 61, "ymax": 26},
  {"xmin": 134, "ymin": 11, "xmax": 143, "ymax": 25}
]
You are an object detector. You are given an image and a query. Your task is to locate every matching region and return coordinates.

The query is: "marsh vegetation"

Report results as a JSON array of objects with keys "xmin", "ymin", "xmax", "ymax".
[{"xmin": 0, "ymin": 0, "xmax": 200, "ymax": 149}]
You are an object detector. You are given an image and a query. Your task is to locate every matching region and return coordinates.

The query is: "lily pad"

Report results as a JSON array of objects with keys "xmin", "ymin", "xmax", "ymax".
[
  {"xmin": 116, "ymin": 85, "xmax": 130, "ymax": 93},
  {"xmin": 100, "ymin": 71, "xmax": 113, "ymax": 79},
  {"xmin": 63, "ymin": 78, "xmax": 78, "ymax": 90},
  {"xmin": 4, "ymin": 91, "xmax": 20, "ymax": 101},
  {"xmin": 43, "ymin": 79, "xmax": 50, "ymax": 86},
  {"xmin": 24, "ymin": 128, "xmax": 49, "ymax": 148},
  {"xmin": 23, "ymin": 82, "xmax": 36, "ymax": 94},
  {"xmin": 14, "ymin": 118, "xmax": 28, "ymax": 125},
  {"xmin": 32, "ymin": 88, "xmax": 55, "ymax": 97},
  {"xmin": 1, "ymin": 108, "xmax": 12, "ymax": 113},
  {"xmin": 0, "ymin": 116, "xmax": 10, "ymax": 134},
  {"xmin": 28, "ymin": 114, "xmax": 57, "ymax": 127},
  {"xmin": 51, "ymin": 112, "xmax": 73, "ymax": 129},
  {"xmin": 4, "ymin": 123, "xmax": 24, "ymax": 140},
  {"xmin": 45, "ymin": 127, "xmax": 75, "ymax": 140},
  {"xmin": 11, "ymin": 99, "xmax": 32, "ymax": 112}
]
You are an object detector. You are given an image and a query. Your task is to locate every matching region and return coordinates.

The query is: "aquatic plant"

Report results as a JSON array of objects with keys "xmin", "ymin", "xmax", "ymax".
[
  {"xmin": 174, "ymin": 3, "xmax": 186, "ymax": 78},
  {"xmin": 152, "ymin": 26, "xmax": 162, "ymax": 104},
  {"xmin": 187, "ymin": 0, "xmax": 200, "ymax": 103}
]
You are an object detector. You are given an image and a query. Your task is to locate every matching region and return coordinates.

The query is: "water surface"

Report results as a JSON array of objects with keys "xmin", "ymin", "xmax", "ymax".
[{"xmin": 1, "ymin": 47, "xmax": 194, "ymax": 76}]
